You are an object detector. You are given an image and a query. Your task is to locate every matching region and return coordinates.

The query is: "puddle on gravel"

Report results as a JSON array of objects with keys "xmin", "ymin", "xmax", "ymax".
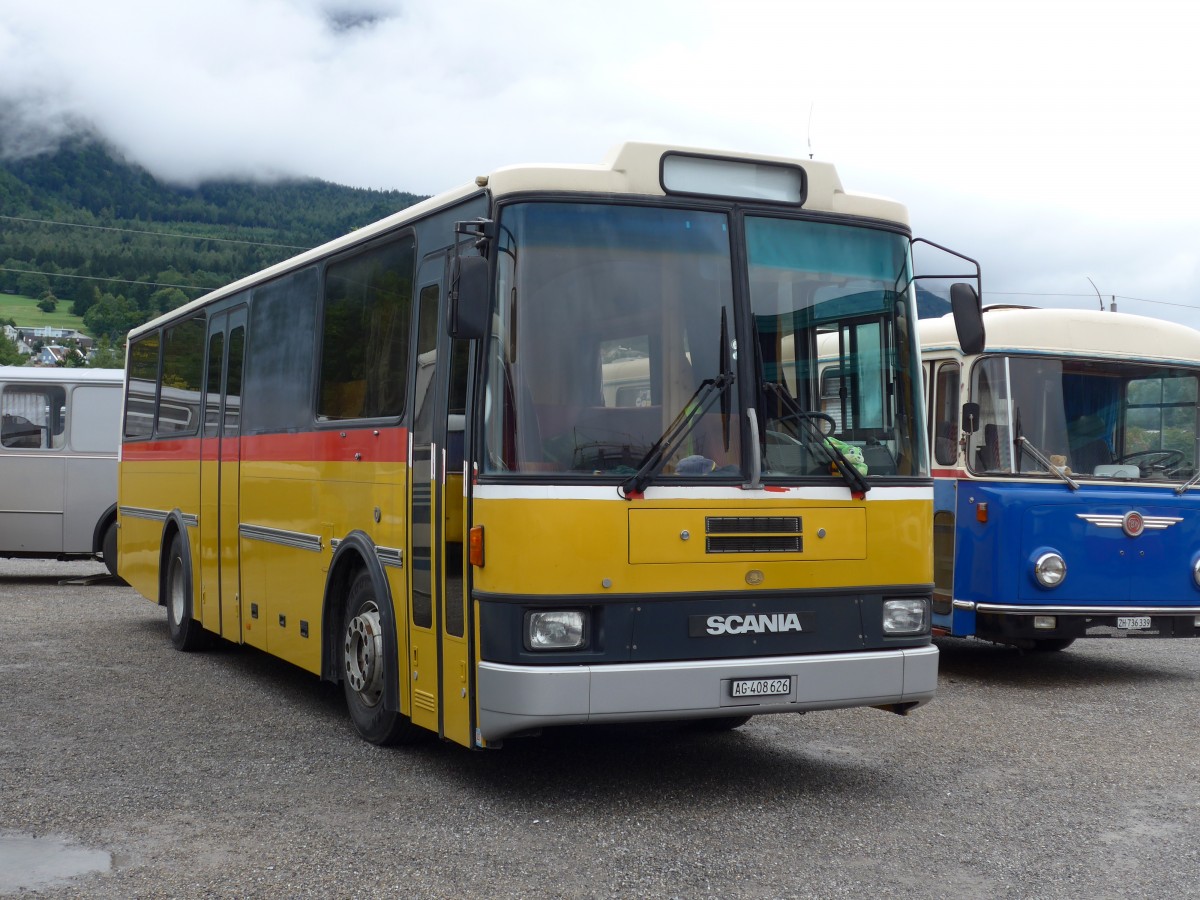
[{"xmin": 0, "ymin": 835, "xmax": 111, "ymax": 892}]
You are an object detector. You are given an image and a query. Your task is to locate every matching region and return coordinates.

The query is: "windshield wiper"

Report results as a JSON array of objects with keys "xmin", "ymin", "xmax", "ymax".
[
  {"xmin": 761, "ymin": 381, "xmax": 869, "ymax": 495},
  {"xmin": 620, "ymin": 372, "xmax": 735, "ymax": 497},
  {"xmin": 1014, "ymin": 436, "xmax": 1079, "ymax": 490},
  {"xmin": 1175, "ymin": 469, "xmax": 1200, "ymax": 495}
]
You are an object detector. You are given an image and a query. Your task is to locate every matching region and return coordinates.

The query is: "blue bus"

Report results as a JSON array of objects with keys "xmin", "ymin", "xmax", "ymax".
[{"xmin": 920, "ymin": 306, "xmax": 1200, "ymax": 650}]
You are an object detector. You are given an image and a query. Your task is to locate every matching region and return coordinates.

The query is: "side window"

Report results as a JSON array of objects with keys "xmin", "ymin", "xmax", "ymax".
[
  {"xmin": 933, "ymin": 362, "xmax": 961, "ymax": 466},
  {"xmin": 318, "ymin": 235, "xmax": 415, "ymax": 420},
  {"xmin": 203, "ymin": 331, "xmax": 224, "ymax": 438},
  {"xmin": 69, "ymin": 386, "xmax": 120, "ymax": 453},
  {"xmin": 125, "ymin": 334, "xmax": 160, "ymax": 440},
  {"xmin": 1, "ymin": 385, "xmax": 67, "ymax": 450},
  {"xmin": 158, "ymin": 316, "xmax": 206, "ymax": 437}
]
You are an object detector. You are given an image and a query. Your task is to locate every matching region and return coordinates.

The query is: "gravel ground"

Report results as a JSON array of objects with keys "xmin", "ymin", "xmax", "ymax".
[{"xmin": 2, "ymin": 558, "xmax": 1199, "ymax": 899}]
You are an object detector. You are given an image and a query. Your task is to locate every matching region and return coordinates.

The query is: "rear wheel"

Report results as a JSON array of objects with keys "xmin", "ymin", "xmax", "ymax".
[
  {"xmin": 342, "ymin": 569, "xmax": 419, "ymax": 746},
  {"xmin": 101, "ymin": 520, "xmax": 118, "ymax": 579},
  {"xmin": 165, "ymin": 534, "xmax": 208, "ymax": 651}
]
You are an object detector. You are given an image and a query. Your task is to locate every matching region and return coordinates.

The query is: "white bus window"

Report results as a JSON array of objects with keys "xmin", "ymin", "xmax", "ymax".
[
  {"xmin": 1, "ymin": 385, "xmax": 66, "ymax": 450},
  {"xmin": 69, "ymin": 386, "xmax": 120, "ymax": 453}
]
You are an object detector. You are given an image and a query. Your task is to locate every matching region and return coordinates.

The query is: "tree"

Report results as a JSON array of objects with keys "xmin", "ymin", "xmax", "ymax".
[
  {"xmin": 83, "ymin": 292, "xmax": 146, "ymax": 342},
  {"xmin": 86, "ymin": 337, "xmax": 125, "ymax": 368},
  {"xmin": 0, "ymin": 330, "xmax": 23, "ymax": 365},
  {"xmin": 37, "ymin": 292, "xmax": 58, "ymax": 313}
]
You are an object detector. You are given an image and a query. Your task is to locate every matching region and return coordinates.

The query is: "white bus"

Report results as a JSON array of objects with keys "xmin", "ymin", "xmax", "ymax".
[{"xmin": 0, "ymin": 367, "xmax": 123, "ymax": 576}]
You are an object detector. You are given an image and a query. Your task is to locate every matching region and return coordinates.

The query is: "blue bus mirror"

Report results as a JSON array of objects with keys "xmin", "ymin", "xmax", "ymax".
[
  {"xmin": 449, "ymin": 254, "xmax": 489, "ymax": 340},
  {"xmin": 950, "ymin": 282, "xmax": 985, "ymax": 355}
]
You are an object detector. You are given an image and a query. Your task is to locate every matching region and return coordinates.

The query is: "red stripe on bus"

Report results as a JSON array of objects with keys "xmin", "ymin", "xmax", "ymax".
[
  {"xmin": 123, "ymin": 427, "xmax": 410, "ymax": 463},
  {"xmin": 931, "ymin": 468, "xmax": 965, "ymax": 478}
]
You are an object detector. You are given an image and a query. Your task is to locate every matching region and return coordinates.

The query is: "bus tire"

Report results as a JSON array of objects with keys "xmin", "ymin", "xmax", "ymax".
[
  {"xmin": 165, "ymin": 533, "xmax": 208, "ymax": 651},
  {"xmin": 1030, "ymin": 638, "xmax": 1075, "ymax": 652},
  {"xmin": 101, "ymin": 519, "xmax": 119, "ymax": 579},
  {"xmin": 342, "ymin": 569, "xmax": 419, "ymax": 746}
]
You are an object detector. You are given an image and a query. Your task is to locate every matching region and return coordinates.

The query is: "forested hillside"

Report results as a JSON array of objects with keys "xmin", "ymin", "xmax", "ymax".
[{"xmin": 0, "ymin": 137, "xmax": 423, "ymax": 341}]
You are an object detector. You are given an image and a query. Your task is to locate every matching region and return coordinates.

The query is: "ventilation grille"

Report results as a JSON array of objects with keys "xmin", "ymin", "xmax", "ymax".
[
  {"xmin": 707, "ymin": 535, "xmax": 803, "ymax": 554},
  {"xmin": 707, "ymin": 516, "xmax": 801, "ymax": 534},
  {"xmin": 704, "ymin": 517, "xmax": 803, "ymax": 553}
]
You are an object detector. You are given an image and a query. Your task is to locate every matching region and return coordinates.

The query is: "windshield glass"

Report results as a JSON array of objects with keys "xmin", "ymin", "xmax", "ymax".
[
  {"xmin": 746, "ymin": 217, "xmax": 926, "ymax": 480},
  {"xmin": 483, "ymin": 202, "xmax": 739, "ymax": 478},
  {"xmin": 967, "ymin": 355, "xmax": 1200, "ymax": 482}
]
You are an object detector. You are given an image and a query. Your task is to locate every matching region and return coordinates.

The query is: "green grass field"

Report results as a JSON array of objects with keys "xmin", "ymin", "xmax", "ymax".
[{"xmin": 0, "ymin": 294, "xmax": 91, "ymax": 335}]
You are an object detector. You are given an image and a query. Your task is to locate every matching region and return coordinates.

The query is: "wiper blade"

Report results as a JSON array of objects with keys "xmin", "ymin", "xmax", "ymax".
[
  {"xmin": 621, "ymin": 372, "xmax": 735, "ymax": 497},
  {"xmin": 1175, "ymin": 469, "xmax": 1200, "ymax": 495},
  {"xmin": 1014, "ymin": 436, "xmax": 1079, "ymax": 491},
  {"xmin": 761, "ymin": 382, "xmax": 870, "ymax": 495}
]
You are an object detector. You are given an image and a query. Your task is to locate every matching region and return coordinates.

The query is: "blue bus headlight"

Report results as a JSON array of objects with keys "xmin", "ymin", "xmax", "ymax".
[
  {"xmin": 525, "ymin": 610, "xmax": 588, "ymax": 650},
  {"xmin": 1034, "ymin": 552, "xmax": 1067, "ymax": 588},
  {"xmin": 882, "ymin": 598, "xmax": 928, "ymax": 634}
]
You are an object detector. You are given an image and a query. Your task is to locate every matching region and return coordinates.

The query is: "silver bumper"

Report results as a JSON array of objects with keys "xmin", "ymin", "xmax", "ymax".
[{"xmin": 477, "ymin": 645, "xmax": 938, "ymax": 741}]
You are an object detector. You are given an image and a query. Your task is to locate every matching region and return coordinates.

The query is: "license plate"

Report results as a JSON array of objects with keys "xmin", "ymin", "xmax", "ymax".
[
  {"xmin": 731, "ymin": 678, "xmax": 790, "ymax": 697},
  {"xmin": 1117, "ymin": 616, "xmax": 1152, "ymax": 630}
]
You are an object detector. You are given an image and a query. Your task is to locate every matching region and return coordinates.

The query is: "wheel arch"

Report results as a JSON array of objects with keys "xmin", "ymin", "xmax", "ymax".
[
  {"xmin": 322, "ymin": 530, "xmax": 401, "ymax": 715},
  {"xmin": 92, "ymin": 502, "xmax": 119, "ymax": 556},
  {"xmin": 157, "ymin": 511, "xmax": 194, "ymax": 608}
]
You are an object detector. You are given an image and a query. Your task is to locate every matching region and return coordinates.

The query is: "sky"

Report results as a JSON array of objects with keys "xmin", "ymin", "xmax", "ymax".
[{"xmin": 1, "ymin": 0, "xmax": 1198, "ymax": 326}]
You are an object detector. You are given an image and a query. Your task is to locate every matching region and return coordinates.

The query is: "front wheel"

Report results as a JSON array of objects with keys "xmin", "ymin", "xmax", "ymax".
[
  {"xmin": 342, "ymin": 570, "xmax": 420, "ymax": 746},
  {"xmin": 165, "ymin": 534, "xmax": 208, "ymax": 651}
]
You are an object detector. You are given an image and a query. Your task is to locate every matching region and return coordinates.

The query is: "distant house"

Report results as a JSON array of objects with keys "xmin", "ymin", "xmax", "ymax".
[{"xmin": 34, "ymin": 345, "xmax": 83, "ymax": 366}]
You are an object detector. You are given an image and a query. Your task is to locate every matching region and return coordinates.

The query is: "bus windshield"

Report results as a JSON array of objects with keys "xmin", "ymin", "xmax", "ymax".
[
  {"xmin": 483, "ymin": 202, "xmax": 926, "ymax": 482},
  {"xmin": 484, "ymin": 202, "xmax": 740, "ymax": 478},
  {"xmin": 748, "ymin": 218, "xmax": 925, "ymax": 480},
  {"xmin": 967, "ymin": 355, "xmax": 1200, "ymax": 482}
]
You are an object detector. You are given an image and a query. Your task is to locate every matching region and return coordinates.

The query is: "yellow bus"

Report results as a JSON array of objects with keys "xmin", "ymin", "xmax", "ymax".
[{"xmin": 118, "ymin": 142, "xmax": 981, "ymax": 748}]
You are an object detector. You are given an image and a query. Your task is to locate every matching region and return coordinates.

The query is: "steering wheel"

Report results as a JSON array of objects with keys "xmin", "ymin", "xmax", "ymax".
[{"xmin": 1116, "ymin": 449, "xmax": 1185, "ymax": 470}]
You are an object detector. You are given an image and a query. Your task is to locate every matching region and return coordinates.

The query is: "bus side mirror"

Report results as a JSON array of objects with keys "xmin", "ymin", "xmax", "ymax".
[
  {"xmin": 961, "ymin": 402, "xmax": 980, "ymax": 435},
  {"xmin": 950, "ymin": 282, "xmax": 985, "ymax": 355},
  {"xmin": 449, "ymin": 254, "xmax": 489, "ymax": 340}
]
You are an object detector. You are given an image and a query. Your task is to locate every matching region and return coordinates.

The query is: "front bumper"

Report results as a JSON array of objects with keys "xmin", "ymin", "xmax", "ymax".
[{"xmin": 477, "ymin": 644, "xmax": 938, "ymax": 741}]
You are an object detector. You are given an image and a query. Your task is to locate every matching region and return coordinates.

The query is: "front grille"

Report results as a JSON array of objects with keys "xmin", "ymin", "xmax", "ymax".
[
  {"xmin": 707, "ymin": 535, "xmax": 803, "ymax": 554},
  {"xmin": 706, "ymin": 516, "xmax": 801, "ymax": 534}
]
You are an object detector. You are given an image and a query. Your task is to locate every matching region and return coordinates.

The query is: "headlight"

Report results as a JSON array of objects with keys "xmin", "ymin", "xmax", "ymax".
[
  {"xmin": 1192, "ymin": 557, "xmax": 1200, "ymax": 588},
  {"xmin": 1034, "ymin": 552, "xmax": 1067, "ymax": 588},
  {"xmin": 882, "ymin": 598, "xmax": 928, "ymax": 635},
  {"xmin": 525, "ymin": 610, "xmax": 588, "ymax": 650}
]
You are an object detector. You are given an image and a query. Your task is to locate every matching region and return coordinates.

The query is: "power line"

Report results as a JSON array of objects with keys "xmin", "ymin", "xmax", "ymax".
[
  {"xmin": 0, "ymin": 266, "xmax": 209, "ymax": 293},
  {"xmin": 0, "ymin": 213, "xmax": 311, "ymax": 250}
]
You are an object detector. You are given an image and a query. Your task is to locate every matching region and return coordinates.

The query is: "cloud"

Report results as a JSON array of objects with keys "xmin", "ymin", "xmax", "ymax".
[{"xmin": 1, "ymin": 0, "xmax": 1198, "ymax": 325}]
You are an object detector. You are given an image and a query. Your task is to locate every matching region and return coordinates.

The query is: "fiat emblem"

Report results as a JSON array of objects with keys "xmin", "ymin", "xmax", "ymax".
[{"xmin": 1123, "ymin": 511, "xmax": 1145, "ymax": 537}]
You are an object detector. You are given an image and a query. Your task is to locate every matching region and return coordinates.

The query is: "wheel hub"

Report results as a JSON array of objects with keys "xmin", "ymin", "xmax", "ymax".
[{"xmin": 344, "ymin": 606, "xmax": 384, "ymax": 706}]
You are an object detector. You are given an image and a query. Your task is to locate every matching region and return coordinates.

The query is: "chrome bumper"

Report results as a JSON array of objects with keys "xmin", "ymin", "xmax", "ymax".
[{"xmin": 477, "ymin": 645, "xmax": 938, "ymax": 741}]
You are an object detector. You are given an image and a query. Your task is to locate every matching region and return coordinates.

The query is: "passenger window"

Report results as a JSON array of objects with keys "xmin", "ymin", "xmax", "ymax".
[
  {"xmin": 318, "ymin": 235, "xmax": 415, "ymax": 420},
  {"xmin": 125, "ymin": 335, "xmax": 160, "ymax": 440},
  {"xmin": 933, "ymin": 363, "xmax": 960, "ymax": 466},
  {"xmin": 159, "ymin": 316, "xmax": 206, "ymax": 437},
  {"xmin": 1, "ymin": 385, "xmax": 67, "ymax": 450}
]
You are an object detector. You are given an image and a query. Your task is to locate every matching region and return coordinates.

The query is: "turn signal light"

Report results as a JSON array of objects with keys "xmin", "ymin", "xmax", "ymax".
[
  {"xmin": 469, "ymin": 525, "xmax": 485, "ymax": 568},
  {"xmin": 976, "ymin": 502, "xmax": 988, "ymax": 523}
]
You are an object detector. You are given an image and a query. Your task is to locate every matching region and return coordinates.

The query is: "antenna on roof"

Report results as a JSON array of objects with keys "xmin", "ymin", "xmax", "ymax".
[
  {"xmin": 1086, "ymin": 276, "xmax": 1105, "ymax": 312},
  {"xmin": 807, "ymin": 103, "xmax": 815, "ymax": 159}
]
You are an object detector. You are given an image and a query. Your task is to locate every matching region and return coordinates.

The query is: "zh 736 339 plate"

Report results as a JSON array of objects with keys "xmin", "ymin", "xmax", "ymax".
[{"xmin": 1116, "ymin": 616, "xmax": 1151, "ymax": 630}]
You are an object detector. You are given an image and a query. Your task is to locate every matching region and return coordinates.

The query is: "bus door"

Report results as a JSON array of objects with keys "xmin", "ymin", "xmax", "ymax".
[
  {"xmin": 199, "ymin": 308, "xmax": 247, "ymax": 641},
  {"xmin": 408, "ymin": 257, "xmax": 472, "ymax": 746}
]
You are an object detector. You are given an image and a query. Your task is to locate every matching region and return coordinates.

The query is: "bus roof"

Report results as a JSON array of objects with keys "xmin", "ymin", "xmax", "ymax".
[
  {"xmin": 0, "ymin": 366, "xmax": 124, "ymax": 384},
  {"xmin": 919, "ymin": 306, "xmax": 1200, "ymax": 365},
  {"xmin": 130, "ymin": 142, "xmax": 907, "ymax": 340}
]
